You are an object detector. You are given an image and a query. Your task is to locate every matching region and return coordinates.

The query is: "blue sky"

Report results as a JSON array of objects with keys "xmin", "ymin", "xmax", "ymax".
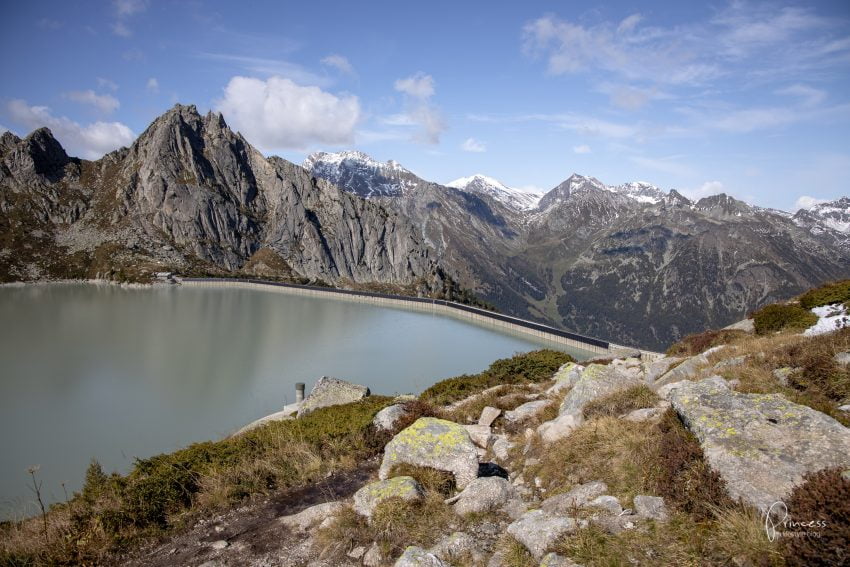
[{"xmin": 2, "ymin": 0, "xmax": 849, "ymax": 210}]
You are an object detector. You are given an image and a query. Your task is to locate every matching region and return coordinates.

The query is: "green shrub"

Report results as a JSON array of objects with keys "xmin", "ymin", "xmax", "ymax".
[
  {"xmin": 582, "ymin": 384, "xmax": 659, "ymax": 420},
  {"xmin": 420, "ymin": 350, "xmax": 573, "ymax": 405},
  {"xmin": 798, "ymin": 279, "xmax": 850, "ymax": 309},
  {"xmin": 752, "ymin": 303, "xmax": 818, "ymax": 335},
  {"xmin": 666, "ymin": 329, "xmax": 748, "ymax": 356},
  {"xmin": 780, "ymin": 467, "xmax": 850, "ymax": 566}
]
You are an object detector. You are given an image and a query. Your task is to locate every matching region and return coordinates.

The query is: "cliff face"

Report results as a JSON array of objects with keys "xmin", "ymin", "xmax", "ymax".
[{"xmin": 0, "ymin": 105, "xmax": 447, "ymax": 294}]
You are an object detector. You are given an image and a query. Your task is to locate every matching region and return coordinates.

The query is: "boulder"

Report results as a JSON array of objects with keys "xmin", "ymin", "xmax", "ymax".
[
  {"xmin": 559, "ymin": 365, "xmax": 642, "ymax": 418},
  {"xmin": 589, "ymin": 514, "xmax": 638, "ymax": 535},
  {"xmin": 464, "ymin": 424, "xmax": 493, "ymax": 448},
  {"xmin": 547, "ymin": 362, "xmax": 585, "ymax": 395},
  {"xmin": 643, "ymin": 357, "xmax": 684, "ymax": 383},
  {"xmin": 363, "ymin": 542, "xmax": 383, "ymax": 567},
  {"xmin": 479, "ymin": 406, "xmax": 501, "ymax": 427},
  {"xmin": 713, "ymin": 355, "xmax": 746, "ymax": 371},
  {"xmin": 491, "ymin": 435, "xmax": 515, "ymax": 462},
  {"xmin": 772, "ymin": 367, "xmax": 800, "ymax": 387},
  {"xmin": 723, "ymin": 318, "xmax": 755, "ymax": 333},
  {"xmin": 394, "ymin": 546, "xmax": 450, "ymax": 567},
  {"xmin": 537, "ymin": 414, "xmax": 582, "ymax": 444},
  {"xmin": 297, "ymin": 376, "xmax": 369, "ymax": 417},
  {"xmin": 429, "ymin": 532, "xmax": 481, "ymax": 563},
  {"xmin": 633, "ymin": 495, "xmax": 668, "ymax": 521},
  {"xmin": 585, "ymin": 495, "xmax": 622, "ymax": 515},
  {"xmin": 654, "ymin": 346, "xmax": 724, "ymax": 387},
  {"xmin": 622, "ymin": 405, "xmax": 665, "ymax": 422},
  {"xmin": 279, "ymin": 501, "xmax": 345, "ymax": 531},
  {"xmin": 507, "ymin": 510, "xmax": 578, "ymax": 560},
  {"xmin": 379, "ymin": 417, "xmax": 479, "ymax": 489},
  {"xmin": 669, "ymin": 376, "xmax": 850, "ymax": 511},
  {"xmin": 453, "ymin": 476, "xmax": 514, "ymax": 515},
  {"xmin": 656, "ymin": 379, "xmax": 698, "ymax": 400},
  {"xmin": 504, "ymin": 400, "xmax": 550, "ymax": 423},
  {"xmin": 542, "ymin": 481, "xmax": 608, "ymax": 515},
  {"xmin": 353, "ymin": 476, "xmax": 423, "ymax": 518},
  {"xmin": 374, "ymin": 403, "xmax": 410, "ymax": 431}
]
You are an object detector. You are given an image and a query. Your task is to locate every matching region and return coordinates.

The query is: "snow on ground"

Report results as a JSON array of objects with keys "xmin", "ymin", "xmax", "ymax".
[{"xmin": 803, "ymin": 303, "xmax": 850, "ymax": 336}]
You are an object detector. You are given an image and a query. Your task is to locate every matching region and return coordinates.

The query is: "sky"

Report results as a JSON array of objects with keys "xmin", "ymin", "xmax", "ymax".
[{"xmin": 2, "ymin": 0, "xmax": 849, "ymax": 211}]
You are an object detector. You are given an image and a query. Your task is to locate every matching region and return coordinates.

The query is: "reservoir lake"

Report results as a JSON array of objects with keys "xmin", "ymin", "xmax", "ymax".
[{"xmin": 0, "ymin": 283, "xmax": 593, "ymax": 518}]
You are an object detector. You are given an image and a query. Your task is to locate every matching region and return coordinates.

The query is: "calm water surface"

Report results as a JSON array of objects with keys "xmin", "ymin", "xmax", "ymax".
[{"xmin": 0, "ymin": 283, "xmax": 591, "ymax": 517}]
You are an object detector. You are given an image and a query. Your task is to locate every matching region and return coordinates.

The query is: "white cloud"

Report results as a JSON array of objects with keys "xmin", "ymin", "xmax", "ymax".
[
  {"xmin": 6, "ymin": 99, "xmax": 135, "ymax": 159},
  {"xmin": 65, "ymin": 90, "xmax": 120, "ymax": 114},
  {"xmin": 113, "ymin": 0, "xmax": 148, "ymax": 17},
  {"xmin": 461, "ymin": 138, "xmax": 486, "ymax": 152},
  {"xmin": 573, "ymin": 144, "xmax": 591, "ymax": 154},
  {"xmin": 794, "ymin": 195, "xmax": 828, "ymax": 211},
  {"xmin": 680, "ymin": 180, "xmax": 725, "ymax": 201},
  {"xmin": 776, "ymin": 84, "xmax": 826, "ymax": 107},
  {"xmin": 321, "ymin": 54, "xmax": 355, "ymax": 75},
  {"xmin": 146, "ymin": 77, "xmax": 159, "ymax": 94},
  {"xmin": 111, "ymin": 21, "xmax": 132, "ymax": 37},
  {"xmin": 617, "ymin": 13, "xmax": 643, "ymax": 34},
  {"xmin": 215, "ymin": 76, "xmax": 360, "ymax": 151},
  {"xmin": 391, "ymin": 72, "xmax": 445, "ymax": 144},
  {"xmin": 394, "ymin": 73, "xmax": 435, "ymax": 98},
  {"xmin": 97, "ymin": 77, "xmax": 119, "ymax": 91},
  {"xmin": 199, "ymin": 53, "xmax": 330, "ymax": 87}
]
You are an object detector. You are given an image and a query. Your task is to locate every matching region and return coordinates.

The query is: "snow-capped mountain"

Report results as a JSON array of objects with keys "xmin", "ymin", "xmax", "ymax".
[
  {"xmin": 794, "ymin": 198, "xmax": 850, "ymax": 234},
  {"xmin": 303, "ymin": 151, "xmax": 420, "ymax": 198},
  {"xmin": 612, "ymin": 181, "xmax": 667, "ymax": 204},
  {"xmin": 446, "ymin": 174, "xmax": 542, "ymax": 211}
]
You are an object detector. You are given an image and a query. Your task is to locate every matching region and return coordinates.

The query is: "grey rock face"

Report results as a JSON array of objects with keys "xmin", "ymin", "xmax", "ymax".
[
  {"xmin": 504, "ymin": 400, "xmax": 549, "ymax": 423},
  {"xmin": 353, "ymin": 476, "xmax": 424, "ymax": 518},
  {"xmin": 279, "ymin": 501, "xmax": 344, "ymax": 531},
  {"xmin": 542, "ymin": 481, "xmax": 608, "ymax": 515},
  {"xmin": 654, "ymin": 348, "xmax": 723, "ymax": 387},
  {"xmin": 559, "ymin": 364, "xmax": 642, "ymax": 417},
  {"xmin": 394, "ymin": 546, "xmax": 450, "ymax": 567},
  {"xmin": 429, "ymin": 532, "xmax": 481, "ymax": 563},
  {"xmin": 507, "ymin": 510, "xmax": 578, "ymax": 560},
  {"xmin": 669, "ymin": 376, "xmax": 850, "ymax": 511},
  {"xmin": 537, "ymin": 414, "xmax": 582, "ymax": 444},
  {"xmin": 633, "ymin": 495, "xmax": 669, "ymax": 521},
  {"xmin": 453, "ymin": 476, "xmax": 514, "ymax": 515},
  {"xmin": 297, "ymin": 376, "xmax": 369, "ymax": 417},
  {"xmin": 586, "ymin": 495, "xmax": 622, "ymax": 516},
  {"xmin": 463, "ymin": 424, "xmax": 493, "ymax": 449},
  {"xmin": 478, "ymin": 406, "xmax": 501, "ymax": 427},
  {"xmin": 373, "ymin": 403, "xmax": 410, "ymax": 431},
  {"xmin": 363, "ymin": 542, "xmax": 383, "ymax": 567},
  {"xmin": 643, "ymin": 357, "xmax": 684, "ymax": 383},
  {"xmin": 547, "ymin": 362, "xmax": 585, "ymax": 395},
  {"xmin": 540, "ymin": 552, "xmax": 584, "ymax": 567},
  {"xmin": 379, "ymin": 418, "xmax": 479, "ymax": 489}
]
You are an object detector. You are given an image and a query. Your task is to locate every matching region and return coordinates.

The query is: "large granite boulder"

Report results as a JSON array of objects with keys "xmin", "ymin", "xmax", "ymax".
[
  {"xmin": 547, "ymin": 362, "xmax": 585, "ymax": 395},
  {"xmin": 669, "ymin": 376, "xmax": 850, "ymax": 511},
  {"xmin": 559, "ymin": 364, "xmax": 642, "ymax": 418},
  {"xmin": 504, "ymin": 400, "xmax": 549, "ymax": 423},
  {"xmin": 643, "ymin": 357, "xmax": 684, "ymax": 383},
  {"xmin": 279, "ymin": 501, "xmax": 344, "ymax": 531},
  {"xmin": 297, "ymin": 376, "xmax": 370, "ymax": 417},
  {"xmin": 373, "ymin": 403, "xmax": 410, "ymax": 431},
  {"xmin": 353, "ymin": 476, "xmax": 424, "ymax": 518},
  {"xmin": 507, "ymin": 510, "xmax": 579, "ymax": 560},
  {"xmin": 542, "ymin": 481, "xmax": 608, "ymax": 515},
  {"xmin": 379, "ymin": 417, "xmax": 479, "ymax": 489},
  {"xmin": 453, "ymin": 476, "xmax": 514, "ymax": 515},
  {"xmin": 654, "ymin": 347, "xmax": 724, "ymax": 387}
]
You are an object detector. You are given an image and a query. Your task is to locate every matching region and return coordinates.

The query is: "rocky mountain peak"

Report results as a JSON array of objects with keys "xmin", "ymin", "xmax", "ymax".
[
  {"xmin": 304, "ymin": 150, "xmax": 423, "ymax": 198},
  {"xmin": 537, "ymin": 174, "xmax": 608, "ymax": 211},
  {"xmin": 694, "ymin": 193, "xmax": 752, "ymax": 216},
  {"xmin": 794, "ymin": 197, "xmax": 850, "ymax": 235},
  {"xmin": 447, "ymin": 174, "xmax": 542, "ymax": 211},
  {"xmin": 663, "ymin": 189, "xmax": 692, "ymax": 207},
  {"xmin": 2, "ymin": 127, "xmax": 72, "ymax": 182},
  {"xmin": 0, "ymin": 131, "xmax": 22, "ymax": 157}
]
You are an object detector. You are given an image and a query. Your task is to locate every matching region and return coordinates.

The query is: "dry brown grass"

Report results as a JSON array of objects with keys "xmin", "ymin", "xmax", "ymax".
[
  {"xmin": 666, "ymin": 329, "xmax": 750, "ymax": 357},
  {"xmin": 582, "ymin": 384, "xmax": 659, "ymax": 420}
]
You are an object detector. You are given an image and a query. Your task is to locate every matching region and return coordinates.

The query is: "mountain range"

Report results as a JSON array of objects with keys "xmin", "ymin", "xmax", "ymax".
[{"xmin": 2, "ymin": 104, "xmax": 849, "ymax": 350}]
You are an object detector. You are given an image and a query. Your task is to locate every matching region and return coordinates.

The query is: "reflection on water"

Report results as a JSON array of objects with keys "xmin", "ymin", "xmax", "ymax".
[{"xmin": 0, "ymin": 283, "xmax": 591, "ymax": 518}]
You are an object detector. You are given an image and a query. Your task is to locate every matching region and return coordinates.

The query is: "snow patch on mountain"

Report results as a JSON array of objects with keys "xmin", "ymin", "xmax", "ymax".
[{"xmin": 447, "ymin": 174, "xmax": 542, "ymax": 211}]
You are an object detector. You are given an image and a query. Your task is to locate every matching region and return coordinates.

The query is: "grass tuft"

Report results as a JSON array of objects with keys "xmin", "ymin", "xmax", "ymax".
[{"xmin": 582, "ymin": 385, "xmax": 659, "ymax": 420}]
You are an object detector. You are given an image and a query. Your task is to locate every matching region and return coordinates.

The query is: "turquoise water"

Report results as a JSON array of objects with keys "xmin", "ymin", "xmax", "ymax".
[{"xmin": 0, "ymin": 283, "xmax": 591, "ymax": 518}]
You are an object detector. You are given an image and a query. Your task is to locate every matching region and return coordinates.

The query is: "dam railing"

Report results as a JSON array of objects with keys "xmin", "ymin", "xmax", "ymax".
[{"xmin": 179, "ymin": 277, "xmax": 664, "ymax": 361}]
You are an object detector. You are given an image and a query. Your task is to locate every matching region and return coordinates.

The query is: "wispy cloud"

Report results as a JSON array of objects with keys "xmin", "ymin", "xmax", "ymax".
[
  {"xmin": 776, "ymin": 84, "xmax": 826, "ymax": 107},
  {"xmin": 680, "ymin": 180, "xmax": 725, "ymax": 201},
  {"xmin": 110, "ymin": 0, "xmax": 147, "ymax": 37},
  {"xmin": 573, "ymin": 144, "xmax": 591, "ymax": 154},
  {"xmin": 392, "ymin": 72, "xmax": 445, "ymax": 144},
  {"xmin": 794, "ymin": 195, "xmax": 828, "ymax": 211},
  {"xmin": 65, "ymin": 90, "xmax": 120, "ymax": 114},
  {"xmin": 199, "ymin": 52, "xmax": 331, "ymax": 87},
  {"xmin": 461, "ymin": 138, "xmax": 486, "ymax": 152},
  {"xmin": 96, "ymin": 78, "xmax": 119, "ymax": 92},
  {"xmin": 146, "ymin": 77, "xmax": 159, "ymax": 94},
  {"xmin": 321, "ymin": 54, "xmax": 355, "ymax": 76}
]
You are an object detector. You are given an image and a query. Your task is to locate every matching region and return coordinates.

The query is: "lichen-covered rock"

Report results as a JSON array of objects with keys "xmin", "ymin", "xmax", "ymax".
[
  {"xmin": 559, "ymin": 365, "xmax": 642, "ymax": 418},
  {"xmin": 491, "ymin": 435, "xmax": 515, "ymax": 462},
  {"xmin": 542, "ymin": 481, "xmax": 608, "ymax": 515},
  {"xmin": 379, "ymin": 417, "xmax": 479, "ymax": 489},
  {"xmin": 504, "ymin": 400, "xmax": 550, "ymax": 423},
  {"xmin": 669, "ymin": 376, "xmax": 850, "ymax": 511},
  {"xmin": 633, "ymin": 495, "xmax": 668, "ymax": 521},
  {"xmin": 354, "ymin": 476, "xmax": 423, "ymax": 518},
  {"xmin": 394, "ymin": 546, "xmax": 450, "ymax": 567},
  {"xmin": 363, "ymin": 542, "xmax": 383, "ymax": 567},
  {"xmin": 297, "ymin": 376, "xmax": 369, "ymax": 417},
  {"xmin": 464, "ymin": 424, "xmax": 493, "ymax": 448},
  {"xmin": 547, "ymin": 362, "xmax": 585, "ymax": 395},
  {"xmin": 507, "ymin": 510, "xmax": 578, "ymax": 560},
  {"xmin": 429, "ymin": 532, "xmax": 482, "ymax": 563},
  {"xmin": 279, "ymin": 501, "xmax": 344, "ymax": 531},
  {"xmin": 654, "ymin": 347, "xmax": 724, "ymax": 387},
  {"xmin": 537, "ymin": 414, "xmax": 582, "ymax": 444},
  {"xmin": 453, "ymin": 476, "xmax": 514, "ymax": 515},
  {"xmin": 374, "ymin": 403, "xmax": 410, "ymax": 431},
  {"xmin": 642, "ymin": 357, "xmax": 684, "ymax": 383},
  {"xmin": 585, "ymin": 495, "xmax": 622, "ymax": 515}
]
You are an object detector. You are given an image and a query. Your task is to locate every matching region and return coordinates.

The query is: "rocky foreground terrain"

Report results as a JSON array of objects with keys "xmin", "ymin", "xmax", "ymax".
[{"xmin": 5, "ymin": 282, "xmax": 848, "ymax": 566}]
